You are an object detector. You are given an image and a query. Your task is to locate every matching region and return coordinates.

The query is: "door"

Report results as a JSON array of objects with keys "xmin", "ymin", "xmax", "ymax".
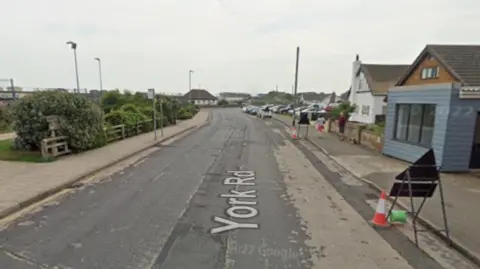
[{"xmin": 469, "ymin": 112, "xmax": 480, "ymax": 168}]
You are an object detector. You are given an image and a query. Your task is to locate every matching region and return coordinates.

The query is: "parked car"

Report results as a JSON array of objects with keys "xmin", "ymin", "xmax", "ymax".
[
  {"xmin": 248, "ymin": 106, "xmax": 260, "ymax": 115},
  {"xmin": 290, "ymin": 106, "xmax": 308, "ymax": 116},
  {"xmin": 259, "ymin": 105, "xmax": 273, "ymax": 119},
  {"xmin": 279, "ymin": 105, "xmax": 292, "ymax": 114}
]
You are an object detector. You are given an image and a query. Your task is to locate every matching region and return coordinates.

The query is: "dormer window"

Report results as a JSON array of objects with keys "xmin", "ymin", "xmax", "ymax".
[{"xmin": 421, "ymin": 66, "xmax": 440, "ymax": 79}]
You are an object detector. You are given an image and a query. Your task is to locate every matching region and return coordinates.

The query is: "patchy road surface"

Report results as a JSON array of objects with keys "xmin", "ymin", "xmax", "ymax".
[{"xmin": 0, "ymin": 108, "xmax": 446, "ymax": 269}]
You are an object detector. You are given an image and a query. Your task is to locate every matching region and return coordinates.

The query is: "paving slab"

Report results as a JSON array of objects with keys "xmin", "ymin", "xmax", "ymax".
[{"xmin": 0, "ymin": 132, "xmax": 15, "ymax": 141}]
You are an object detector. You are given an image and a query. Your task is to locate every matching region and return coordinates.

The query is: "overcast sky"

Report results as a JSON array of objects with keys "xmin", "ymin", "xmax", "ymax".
[{"xmin": 0, "ymin": 0, "xmax": 478, "ymax": 95}]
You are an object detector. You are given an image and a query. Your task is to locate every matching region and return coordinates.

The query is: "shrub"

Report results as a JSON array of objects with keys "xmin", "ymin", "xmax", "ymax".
[
  {"xmin": 105, "ymin": 109, "xmax": 147, "ymax": 126},
  {"xmin": 120, "ymin": 104, "xmax": 141, "ymax": 114},
  {"xmin": 329, "ymin": 102, "xmax": 357, "ymax": 120},
  {"xmin": 12, "ymin": 91, "xmax": 106, "ymax": 152},
  {"xmin": 177, "ymin": 108, "xmax": 193, "ymax": 120},
  {"xmin": 0, "ymin": 106, "xmax": 12, "ymax": 131},
  {"xmin": 139, "ymin": 106, "xmax": 154, "ymax": 119},
  {"xmin": 218, "ymin": 99, "xmax": 229, "ymax": 106},
  {"xmin": 104, "ymin": 110, "xmax": 127, "ymax": 126}
]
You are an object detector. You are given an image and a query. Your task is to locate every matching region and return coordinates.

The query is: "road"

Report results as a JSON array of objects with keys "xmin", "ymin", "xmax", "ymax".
[{"xmin": 0, "ymin": 108, "xmax": 447, "ymax": 269}]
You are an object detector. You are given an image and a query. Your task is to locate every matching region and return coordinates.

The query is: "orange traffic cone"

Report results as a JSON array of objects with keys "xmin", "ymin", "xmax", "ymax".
[
  {"xmin": 291, "ymin": 127, "xmax": 297, "ymax": 139},
  {"xmin": 371, "ymin": 190, "xmax": 389, "ymax": 228}
]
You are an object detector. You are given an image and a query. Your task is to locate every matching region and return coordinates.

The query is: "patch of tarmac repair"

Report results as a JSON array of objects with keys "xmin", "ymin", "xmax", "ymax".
[{"xmin": 273, "ymin": 139, "xmax": 414, "ymax": 269}]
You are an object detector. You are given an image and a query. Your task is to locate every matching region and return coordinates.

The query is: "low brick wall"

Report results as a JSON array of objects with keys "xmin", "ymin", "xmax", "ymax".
[
  {"xmin": 361, "ymin": 130, "xmax": 384, "ymax": 152},
  {"xmin": 327, "ymin": 120, "xmax": 384, "ymax": 152}
]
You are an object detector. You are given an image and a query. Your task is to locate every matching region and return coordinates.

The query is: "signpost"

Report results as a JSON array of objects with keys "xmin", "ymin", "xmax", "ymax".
[
  {"xmin": 147, "ymin": 88, "xmax": 157, "ymax": 141},
  {"xmin": 159, "ymin": 98, "xmax": 164, "ymax": 137}
]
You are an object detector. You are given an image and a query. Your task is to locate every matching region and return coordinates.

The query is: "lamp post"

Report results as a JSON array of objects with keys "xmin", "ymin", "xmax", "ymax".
[
  {"xmin": 66, "ymin": 41, "xmax": 80, "ymax": 93},
  {"xmin": 189, "ymin": 70, "xmax": 194, "ymax": 104},
  {"xmin": 94, "ymin": 57, "xmax": 103, "ymax": 91},
  {"xmin": 292, "ymin": 46, "xmax": 300, "ymax": 126}
]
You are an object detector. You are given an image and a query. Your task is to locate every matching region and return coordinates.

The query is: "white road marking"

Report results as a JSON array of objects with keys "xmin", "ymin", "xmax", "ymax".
[
  {"xmin": 133, "ymin": 158, "xmax": 147, "ymax": 167},
  {"xmin": 153, "ymin": 172, "xmax": 165, "ymax": 181},
  {"xmin": 211, "ymin": 171, "xmax": 259, "ymax": 234}
]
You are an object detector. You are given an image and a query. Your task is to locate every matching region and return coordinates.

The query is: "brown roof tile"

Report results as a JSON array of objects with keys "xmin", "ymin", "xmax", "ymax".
[
  {"xmin": 426, "ymin": 45, "xmax": 480, "ymax": 86},
  {"xmin": 184, "ymin": 89, "xmax": 217, "ymax": 100},
  {"xmin": 396, "ymin": 44, "xmax": 480, "ymax": 86},
  {"xmin": 359, "ymin": 64, "xmax": 409, "ymax": 95}
]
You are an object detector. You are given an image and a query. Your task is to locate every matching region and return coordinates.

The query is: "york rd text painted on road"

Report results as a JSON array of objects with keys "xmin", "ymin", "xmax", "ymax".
[{"xmin": 211, "ymin": 171, "xmax": 259, "ymax": 234}]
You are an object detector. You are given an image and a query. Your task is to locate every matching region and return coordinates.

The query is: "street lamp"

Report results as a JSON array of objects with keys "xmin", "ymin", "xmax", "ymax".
[
  {"xmin": 189, "ymin": 70, "xmax": 194, "ymax": 104},
  {"xmin": 66, "ymin": 41, "xmax": 80, "ymax": 93},
  {"xmin": 94, "ymin": 57, "xmax": 103, "ymax": 91}
]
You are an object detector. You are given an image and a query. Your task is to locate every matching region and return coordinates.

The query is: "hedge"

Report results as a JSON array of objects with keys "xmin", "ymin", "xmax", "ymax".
[{"xmin": 11, "ymin": 91, "xmax": 106, "ymax": 151}]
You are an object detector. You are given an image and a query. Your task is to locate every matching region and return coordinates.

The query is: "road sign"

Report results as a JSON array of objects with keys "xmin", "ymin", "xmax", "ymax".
[{"xmin": 147, "ymin": 88, "xmax": 155, "ymax": 100}]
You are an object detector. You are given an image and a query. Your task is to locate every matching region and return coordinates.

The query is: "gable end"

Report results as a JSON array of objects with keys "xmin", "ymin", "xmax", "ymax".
[{"xmin": 396, "ymin": 46, "xmax": 461, "ymax": 86}]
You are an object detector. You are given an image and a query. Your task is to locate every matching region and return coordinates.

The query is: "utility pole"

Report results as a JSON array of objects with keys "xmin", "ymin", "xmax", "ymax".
[
  {"xmin": 159, "ymin": 98, "xmax": 164, "ymax": 137},
  {"xmin": 9, "ymin": 79, "xmax": 15, "ymax": 100},
  {"xmin": 292, "ymin": 46, "xmax": 300, "ymax": 126},
  {"xmin": 148, "ymin": 89, "xmax": 157, "ymax": 141},
  {"xmin": 275, "ymin": 85, "xmax": 278, "ymax": 92},
  {"xmin": 189, "ymin": 70, "xmax": 194, "ymax": 104}
]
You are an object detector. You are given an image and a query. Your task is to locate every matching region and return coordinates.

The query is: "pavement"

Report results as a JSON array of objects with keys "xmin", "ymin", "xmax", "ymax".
[
  {"xmin": 0, "ymin": 108, "xmax": 462, "ymax": 269},
  {"xmin": 274, "ymin": 113, "xmax": 480, "ymax": 265},
  {"xmin": 0, "ymin": 132, "xmax": 15, "ymax": 140},
  {"xmin": 0, "ymin": 110, "xmax": 209, "ymax": 219}
]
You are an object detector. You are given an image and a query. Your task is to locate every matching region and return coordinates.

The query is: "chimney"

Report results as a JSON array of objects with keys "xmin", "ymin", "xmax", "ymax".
[{"xmin": 350, "ymin": 54, "xmax": 361, "ymax": 103}]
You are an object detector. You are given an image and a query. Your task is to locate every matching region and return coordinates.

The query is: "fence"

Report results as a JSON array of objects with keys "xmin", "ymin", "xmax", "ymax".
[
  {"xmin": 104, "ymin": 118, "xmax": 167, "ymax": 142},
  {"xmin": 328, "ymin": 120, "xmax": 384, "ymax": 152}
]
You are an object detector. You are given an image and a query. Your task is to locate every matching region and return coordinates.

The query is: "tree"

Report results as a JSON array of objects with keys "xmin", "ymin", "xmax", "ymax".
[
  {"xmin": 329, "ymin": 102, "xmax": 357, "ymax": 120},
  {"xmin": 218, "ymin": 99, "xmax": 229, "ymax": 106},
  {"xmin": 101, "ymin": 91, "xmax": 127, "ymax": 113}
]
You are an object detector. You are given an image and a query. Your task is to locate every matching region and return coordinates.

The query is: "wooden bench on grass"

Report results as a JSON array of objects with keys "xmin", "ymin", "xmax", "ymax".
[
  {"xmin": 40, "ymin": 115, "xmax": 71, "ymax": 158},
  {"xmin": 41, "ymin": 136, "xmax": 71, "ymax": 157}
]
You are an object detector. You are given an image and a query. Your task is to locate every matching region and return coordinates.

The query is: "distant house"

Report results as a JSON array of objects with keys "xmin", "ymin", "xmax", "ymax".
[
  {"xmin": 299, "ymin": 92, "xmax": 327, "ymax": 105},
  {"xmin": 383, "ymin": 44, "xmax": 480, "ymax": 172},
  {"xmin": 184, "ymin": 89, "xmax": 218, "ymax": 106},
  {"xmin": 348, "ymin": 55, "xmax": 409, "ymax": 124},
  {"xmin": 320, "ymin": 92, "xmax": 344, "ymax": 105},
  {"xmin": 218, "ymin": 92, "xmax": 251, "ymax": 103}
]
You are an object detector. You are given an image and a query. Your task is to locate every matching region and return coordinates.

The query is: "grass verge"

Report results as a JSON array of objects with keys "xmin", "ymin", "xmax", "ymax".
[{"xmin": 0, "ymin": 139, "xmax": 55, "ymax": 163}]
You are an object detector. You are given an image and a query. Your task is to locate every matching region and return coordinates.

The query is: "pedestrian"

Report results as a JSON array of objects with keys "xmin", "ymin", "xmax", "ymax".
[
  {"xmin": 316, "ymin": 115, "xmax": 326, "ymax": 132},
  {"xmin": 338, "ymin": 112, "xmax": 346, "ymax": 141}
]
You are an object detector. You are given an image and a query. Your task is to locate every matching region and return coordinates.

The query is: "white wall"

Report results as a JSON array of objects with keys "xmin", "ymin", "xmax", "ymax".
[
  {"xmin": 348, "ymin": 58, "xmax": 361, "ymax": 104},
  {"xmin": 194, "ymin": 99, "xmax": 218, "ymax": 105},
  {"xmin": 373, "ymin": 96, "xmax": 387, "ymax": 117},
  {"xmin": 349, "ymin": 91, "xmax": 375, "ymax": 123},
  {"xmin": 349, "ymin": 60, "xmax": 386, "ymax": 124}
]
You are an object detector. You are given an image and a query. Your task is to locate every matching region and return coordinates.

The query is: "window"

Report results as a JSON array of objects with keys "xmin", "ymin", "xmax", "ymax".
[
  {"xmin": 394, "ymin": 104, "xmax": 436, "ymax": 147},
  {"xmin": 361, "ymin": 105, "xmax": 370, "ymax": 115},
  {"xmin": 421, "ymin": 67, "xmax": 440, "ymax": 79}
]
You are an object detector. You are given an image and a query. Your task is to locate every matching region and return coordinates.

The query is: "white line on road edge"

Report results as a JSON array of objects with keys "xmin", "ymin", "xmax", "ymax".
[
  {"xmin": 365, "ymin": 199, "xmax": 477, "ymax": 269},
  {"xmin": 153, "ymin": 172, "xmax": 165, "ymax": 181},
  {"xmin": 211, "ymin": 171, "xmax": 259, "ymax": 234}
]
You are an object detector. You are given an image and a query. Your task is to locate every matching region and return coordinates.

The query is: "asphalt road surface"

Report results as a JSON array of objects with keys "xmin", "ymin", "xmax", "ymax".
[{"xmin": 0, "ymin": 108, "xmax": 447, "ymax": 269}]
